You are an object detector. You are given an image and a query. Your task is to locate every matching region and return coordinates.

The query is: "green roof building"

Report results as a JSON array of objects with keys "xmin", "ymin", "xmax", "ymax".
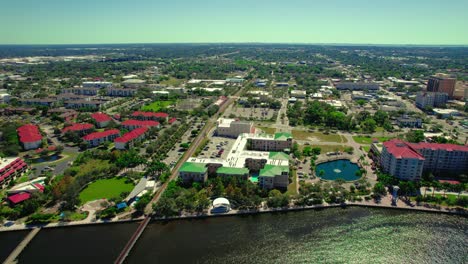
[
  {"xmin": 274, "ymin": 132, "xmax": 292, "ymax": 140},
  {"xmin": 179, "ymin": 162, "xmax": 208, "ymax": 182},
  {"xmin": 216, "ymin": 167, "xmax": 249, "ymax": 179},
  {"xmin": 259, "ymin": 164, "xmax": 289, "ymax": 189},
  {"xmin": 269, "ymin": 152, "xmax": 290, "ymax": 160}
]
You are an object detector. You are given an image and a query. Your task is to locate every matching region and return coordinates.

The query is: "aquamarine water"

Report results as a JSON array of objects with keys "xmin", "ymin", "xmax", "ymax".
[{"xmin": 316, "ymin": 159, "xmax": 361, "ymax": 181}]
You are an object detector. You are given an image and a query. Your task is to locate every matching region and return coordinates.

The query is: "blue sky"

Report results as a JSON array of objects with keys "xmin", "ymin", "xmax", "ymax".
[{"xmin": 0, "ymin": 0, "xmax": 467, "ymax": 44}]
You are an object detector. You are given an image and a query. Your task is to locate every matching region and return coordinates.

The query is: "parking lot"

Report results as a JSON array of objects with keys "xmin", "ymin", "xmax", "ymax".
[
  {"xmin": 223, "ymin": 104, "xmax": 277, "ymax": 121},
  {"xmin": 295, "ymin": 157, "xmax": 314, "ymax": 180},
  {"xmin": 163, "ymin": 119, "xmax": 204, "ymax": 168},
  {"xmin": 196, "ymin": 136, "xmax": 236, "ymax": 159}
]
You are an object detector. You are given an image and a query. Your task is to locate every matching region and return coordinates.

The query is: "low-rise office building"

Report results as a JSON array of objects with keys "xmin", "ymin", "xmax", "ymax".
[
  {"xmin": 82, "ymin": 81, "xmax": 112, "ymax": 89},
  {"xmin": 415, "ymin": 92, "xmax": 448, "ymax": 109},
  {"xmin": 179, "ymin": 162, "xmax": 208, "ymax": 183},
  {"xmin": 107, "ymin": 88, "xmax": 137, "ymax": 97},
  {"xmin": 216, "ymin": 118, "xmax": 254, "ymax": 138},
  {"xmin": 397, "ymin": 116, "xmax": 422, "ymax": 128},
  {"xmin": 180, "ymin": 132, "xmax": 291, "ymax": 189},
  {"xmin": 290, "ymin": 90, "xmax": 307, "ymax": 98},
  {"xmin": 258, "ymin": 164, "xmax": 289, "ymax": 189},
  {"xmin": 247, "ymin": 132, "xmax": 293, "ymax": 152},
  {"xmin": 433, "ymin": 108, "xmax": 459, "ymax": 118}
]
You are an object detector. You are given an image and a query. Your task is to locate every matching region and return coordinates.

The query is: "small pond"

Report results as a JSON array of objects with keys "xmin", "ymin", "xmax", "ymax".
[{"xmin": 315, "ymin": 159, "xmax": 361, "ymax": 181}]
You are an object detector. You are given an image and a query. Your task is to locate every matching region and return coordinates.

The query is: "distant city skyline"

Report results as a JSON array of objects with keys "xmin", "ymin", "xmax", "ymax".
[{"xmin": 1, "ymin": 0, "xmax": 467, "ymax": 45}]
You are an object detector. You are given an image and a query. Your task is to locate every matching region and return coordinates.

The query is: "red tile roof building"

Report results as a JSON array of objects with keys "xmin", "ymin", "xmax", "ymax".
[
  {"xmin": 62, "ymin": 123, "xmax": 94, "ymax": 135},
  {"xmin": 91, "ymin": 112, "xmax": 112, "ymax": 128},
  {"xmin": 7, "ymin": 192, "xmax": 31, "ymax": 205},
  {"xmin": 82, "ymin": 129, "xmax": 120, "ymax": 147},
  {"xmin": 0, "ymin": 158, "xmax": 28, "ymax": 189},
  {"xmin": 121, "ymin": 119, "xmax": 160, "ymax": 131},
  {"xmin": 17, "ymin": 124, "xmax": 42, "ymax": 150},
  {"xmin": 381, "ymin": 139, "xmax": 468, "ymax": 180},
  {"xmin": 132, "ymin": 111, "xmax": 169, "ymax": 122},
  {"xmin": 114, "ymin": 127, "xmax": 148, "ymax": 150}
]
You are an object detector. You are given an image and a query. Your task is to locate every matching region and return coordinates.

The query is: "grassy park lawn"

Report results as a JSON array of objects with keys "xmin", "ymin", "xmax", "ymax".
[
  {"xmin": 258, "ymin": 126, "xmax": 276, "ymax": 134},
  {"xmin": 79, "ymin": 178, "xmax": 134, "ymax": 204},
  {"xmin": 141, "ymin": 100, "xmax": 175, "ymax": 112},
  {"xmin": 299, "ymin": 144, "xmax": 347, "ymax": 153},
  {"xmin": 352, "ymin": 135, "xmax": 392, "ymax": 144},
  {"xmin": 159, "ymin": 77, "xmax": 184, "ymax": 86},
  {"xmin": 292, "ymin": 130, "xmax": 347, "ymax": 143}
]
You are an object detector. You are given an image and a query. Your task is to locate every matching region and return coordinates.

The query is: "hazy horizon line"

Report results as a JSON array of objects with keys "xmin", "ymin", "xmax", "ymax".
[{"xmin": 0, "ymin": 42, "xmax": 467, "ymax": 48}]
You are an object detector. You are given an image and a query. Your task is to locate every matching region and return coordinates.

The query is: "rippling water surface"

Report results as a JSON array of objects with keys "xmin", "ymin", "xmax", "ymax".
[
  {"xmin": 128, "ymin": 207, "xmax": 467, "ymax": 264},
  {"xmin": 6, "ymin": 207, "xmax": 468, "ymax": 264}
]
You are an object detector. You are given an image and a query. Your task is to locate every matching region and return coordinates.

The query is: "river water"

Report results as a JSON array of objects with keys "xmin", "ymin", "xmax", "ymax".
[{"xmin": 1, "ymin": 207, "xmax": 467, "ymax": 264}]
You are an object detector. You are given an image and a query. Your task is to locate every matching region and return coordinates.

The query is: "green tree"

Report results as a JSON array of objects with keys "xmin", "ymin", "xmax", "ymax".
[
  {"xmin": 153, "ymin": 196, "xmax": 179, "ymax": 217},
  {"xmin": 361, "ymin": 118, "xmax": 377, "ymax": 133},
  {"xmin": 405, "ymin": 130, "xmax": 424, "ymax": 143},
  {"xmin": 373, "ymin": 182, "xmax": 387, "ymax": 196}
]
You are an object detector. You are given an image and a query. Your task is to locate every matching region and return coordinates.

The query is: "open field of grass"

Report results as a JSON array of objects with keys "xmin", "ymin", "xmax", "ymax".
[
  {"xmin": 79, "ymin": 177, "xmax": 134, "ymax": 204},
  {"xmin": 292, "ymin": 130, "xmax": 347, "ymax": 143},
  {"xmin": 160, "ymin": 77, "xmax": 184, "ymax": 86},
  {"xmin": 352, "ymin": 135, "xmax": 392, "ymax": 144},
  {"xmin": 299, "ymin": 144, "xmax": 348, "ymax": 153},
  {"xmin": 257, "ymin": 126, "xmax": 276, "ymax": 135},
  {"xmin": 141, "ymin": 100, "xmax": 175, "ymax": 112}
]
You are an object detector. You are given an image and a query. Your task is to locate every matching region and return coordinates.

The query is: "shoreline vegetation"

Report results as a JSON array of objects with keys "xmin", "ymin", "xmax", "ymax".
[{"xmin": 1, "ymin": 201, "xmax": 466, "ymax": 233}]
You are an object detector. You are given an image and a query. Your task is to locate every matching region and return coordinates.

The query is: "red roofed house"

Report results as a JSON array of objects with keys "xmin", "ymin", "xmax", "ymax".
[
  {"xmin": 62, "ymin": 123, "xmax": 94, "ymax": 136},
  {"xmin": 121, "ymin": 119, "xmax": 160, "ymax": 131},
  {"xmin": 114, "ymin": 127, "xmax": 148, "ymax": 150},
  {"xmin": 8, "ymin": 192, "xmax": 31, "ymax": 205},
  {"xmin": 91, "ymin": 112, "xmax": 112, "ymax": 128},
  {"xmin": 17, "ymin": 124, "xmax": 42, "ymax": 150},
  {"xmin": 381, "ymin": 139, "xmax": 468, "ymax": 181},
  {"xmin": 132, "ymin": 111, "xmax": 169, "ymax": 122},
  {"xmin": 83, "ymin": 129, "xmax": 120, "ymax": 147},
  {"xmin": 169, "ymin": 117, "xmax": 177, "ymax": 124},
  {"xmin": 0, "ymin": 157, "xmax": 28, "ymax": 189}
]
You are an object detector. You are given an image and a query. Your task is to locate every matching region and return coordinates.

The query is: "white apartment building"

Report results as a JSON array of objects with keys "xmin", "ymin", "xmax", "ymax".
[{"xmin": 216, "ymin": 118, "xmax": 254, "ymax": 138}]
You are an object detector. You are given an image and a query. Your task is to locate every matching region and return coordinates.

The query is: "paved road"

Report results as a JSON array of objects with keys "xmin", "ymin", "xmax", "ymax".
[{"xmin": 145, "ymin": 85, "xmax": 248, "ymax": 213}]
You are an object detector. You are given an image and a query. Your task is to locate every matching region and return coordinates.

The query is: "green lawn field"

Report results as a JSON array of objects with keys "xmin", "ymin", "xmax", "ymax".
[
  {"xmin": 79, "ymin": 178, "xmax": 134, "ymax": 204},
  {"xmin": 352, "ymin": 136, "xmax": 392, "ymax": 144},
  {"xmin": 292, "ymin": 130, "xmax": 347, "ymax": 143},
  {"xmin": 141, "ymin": 100, "xmax": 175, "ymax": 112}
]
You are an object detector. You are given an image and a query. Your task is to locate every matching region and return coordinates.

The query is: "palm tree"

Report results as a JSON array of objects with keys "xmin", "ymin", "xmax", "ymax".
[
  {"xmin": 431, "ymin": 181, "xmax": 441, "ymax": 198},
  {"xmin": 441, "ymin": 182, "xmax": 451, "ymax": 198}
]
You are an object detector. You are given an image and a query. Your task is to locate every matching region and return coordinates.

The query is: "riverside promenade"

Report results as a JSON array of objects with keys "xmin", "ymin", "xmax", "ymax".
[{"xmin": 1, "ymin": 193, "xmax": 466, "ymax": 234}]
